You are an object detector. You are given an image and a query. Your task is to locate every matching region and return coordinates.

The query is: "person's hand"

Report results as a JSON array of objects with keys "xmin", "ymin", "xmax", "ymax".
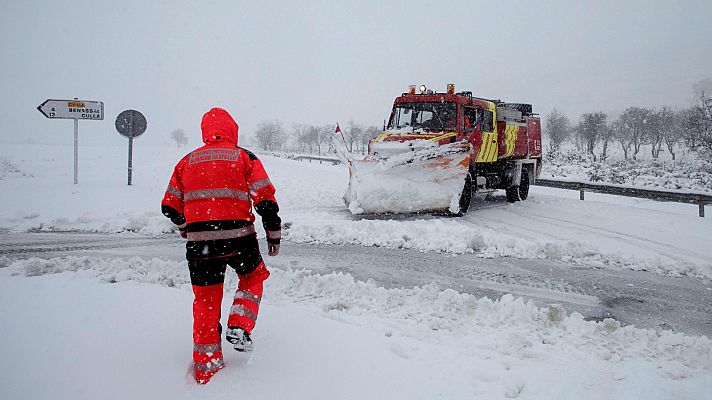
[{"xmin": 268, "ymin": 243, "xmax": 280, "ymax": 256}]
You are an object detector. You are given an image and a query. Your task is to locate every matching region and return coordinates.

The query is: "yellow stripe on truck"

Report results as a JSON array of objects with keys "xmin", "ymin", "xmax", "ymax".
[
  {"xmin": 374, "ymin": 132, "xmax": 457, "ymax": 143},
  {"xmin": 504, "ymin": 125, "xmax": 519, "ymax": 158},
  {"xmin": 372, "ymin": 133, "xmax": 389, "ymax": 142},
  {"xmin": 476, "ymin": 135, "xmax": 490, "ymax": 162},
  {"xmin": 428, "ymin": 132, "xmax": 457, "ymax": 142},
  {"xmin": 484, "ymin": 133, "xmax": 498, "ymax": 162},
  {"xmin": 479, "ymin": 101, "xmax": 499, "ymax": 163},
  {"xmin": 475, "ymin": 133, "xmax": 497, "ymax": 163}
]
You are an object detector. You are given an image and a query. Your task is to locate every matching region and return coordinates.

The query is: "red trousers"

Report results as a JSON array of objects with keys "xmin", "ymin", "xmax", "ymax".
[{"xmin": 189, "ymin": 256, "xmax": 270, "ymax": 384}]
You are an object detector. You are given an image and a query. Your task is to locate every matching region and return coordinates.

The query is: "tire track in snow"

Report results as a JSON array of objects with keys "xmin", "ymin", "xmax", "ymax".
[
  {"xmin": 471, "ymin": 205, "xmax": 680, "ymax": 262},
  {"xmin": 441, "ymin": 217, "xmax": 600, "ymax": 307},
  {"xmin": 463, "ymin": 208, "xmax": 595, "ymax": 248},
  {"xmin": 448, "ymin": 264, "xmax": 600, "ymax": 307},
  {"xmin": 0, "ymin": 239, "xmax": 175, "ymax": 255},
  {"xmin": 508, "ymin": 209, "xmax": 712, "ymax": 265},
  {"xmin": 463, "ymin": 212, "xmax": 559, "ymax": 243},
  {"xmin": 0, "ymin": 239, "xmax": 107, "ymax": 248}
]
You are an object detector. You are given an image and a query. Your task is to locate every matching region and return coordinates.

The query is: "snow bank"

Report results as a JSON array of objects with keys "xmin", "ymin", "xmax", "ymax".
[
  {"xmin": 283, "ymin": 209, "xmax": 712, "ymax": 280},
  {"xmin": 2, "ymin": 256, "xmax": 710, "ymax": 400},
  {"xmin": 542, "ymin": 151, "xmax": 712, "ymax": 194},
  {"xmin": 7, "ymin": 256, "xmax": 711, "ymax": 372}
]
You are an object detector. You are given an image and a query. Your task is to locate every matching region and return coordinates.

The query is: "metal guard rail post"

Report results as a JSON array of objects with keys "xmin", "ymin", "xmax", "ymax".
[
  {"xmin": 535, "ymin": 178, "xmax": 711, "ymax": 218},
  {"xmin": 293, "ymin": 155, "xmax": 341, "ymax": 165}
]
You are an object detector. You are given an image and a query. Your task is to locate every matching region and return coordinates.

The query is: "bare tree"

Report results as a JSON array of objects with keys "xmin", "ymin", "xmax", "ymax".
[
  {"xmin": 254, "ymin": 120, "xmax": 285, "ymax": 151},
  {"xmin": 320, "ymin": 124, "xmax": 337, "ymax": 155},
  {"xmin": 663, "ymin": 110, "xmax": 686, "ymax": 161},
  {"xmin": 301, "ymin": 124, "xmax": 333, "ymax": 155},
  {"xmin": 577, "ymin": 112, "xmax": 607, "ymax": 161},
  {"xmin": 619, "ymin": 107, "xmax": 652, "ymax": 160},
  {"xmin": 291, "ymin": 123, "xmax": 310, "ymax": 153},
  {"xmin": 611, "ymin": 115, "xmax": 633, "ymax": 159},
  {"xmin": 692, "ymin": 78, "xmax": 712, "ymax": 96},
  {"xmin": 684, "ymin": 90, "xmax": 712, "ymax": 155},
  {"xmin": 544, "ymin": 108, "xmax": 571, "ymax": 153},
  {"xmin": 656, "ymin": 107, "xmax": 676, "ymax": 160},
  {"xmin": 648, "ymin": 108, "xmax": 667, "ymax": 159},
  {"xmin": 599, "ymin": 121, "xmax": 614, "ymax": 161},
  {"xmin": 170, "ymin": 129, "xmax": 188, "ymax": 147},
  {"xmin": 302, "ymin": 125, "xmax": 319, "ymax": 154},
  {"xmin": 344, "ymin": 120, "xmax": 364, "ymax": 153}
]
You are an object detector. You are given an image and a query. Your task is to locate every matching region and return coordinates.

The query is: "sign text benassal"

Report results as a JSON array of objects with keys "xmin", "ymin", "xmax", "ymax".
[{"xmin": 37, "ymin": 99, "xmax": 104, "ymax": 120}]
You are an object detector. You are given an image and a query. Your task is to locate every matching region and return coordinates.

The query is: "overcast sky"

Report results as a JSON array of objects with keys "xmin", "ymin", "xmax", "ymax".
[{"xmin": 1, "ymin": 0, "xmax": 711, "ymax": 147}]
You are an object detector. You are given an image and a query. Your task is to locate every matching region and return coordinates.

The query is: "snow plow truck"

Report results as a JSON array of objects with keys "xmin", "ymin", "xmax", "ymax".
[{"xmin": 335, "ymin": 84, "xmax": 542, "ymax": 215}]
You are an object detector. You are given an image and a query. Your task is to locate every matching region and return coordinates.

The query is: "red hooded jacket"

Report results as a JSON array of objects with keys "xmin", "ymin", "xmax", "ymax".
[{"xmin": 161, "ymin": 108, "xmax": 281, "ymax": 258}]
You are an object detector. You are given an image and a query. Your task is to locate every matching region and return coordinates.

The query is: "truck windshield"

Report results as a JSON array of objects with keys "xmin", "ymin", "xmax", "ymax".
[{"xmin": 388, "ymin": 102, "xmax": 457, "ymax": 132}]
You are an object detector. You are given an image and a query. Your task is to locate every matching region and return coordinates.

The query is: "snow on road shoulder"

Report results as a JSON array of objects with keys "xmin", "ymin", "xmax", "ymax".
[
  {"xmin": 1, "ymin": 256, "xmax": 710, "ymax": 399},
  {"xmin": 0, "ymin": 144, "xmax": 178, "ymax": 234}
]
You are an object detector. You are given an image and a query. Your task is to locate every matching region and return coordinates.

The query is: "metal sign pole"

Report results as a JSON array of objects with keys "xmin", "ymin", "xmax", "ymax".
[
  {"xmin": 128, "ymin": 137, "xmax": 133, "ymax": 185},
  {"xmin": 74, "ymin": 118, "xmax": 78, "ymax": 184},
  {"xmin": 115, "ymin": 109, "xmax": 147, "ymax": 186}
]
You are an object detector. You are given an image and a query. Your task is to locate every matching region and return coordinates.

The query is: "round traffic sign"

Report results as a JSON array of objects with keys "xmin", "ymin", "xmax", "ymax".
[{"xmin": 115, "ymin": 110, "xmax": 147, "ymax": 138}]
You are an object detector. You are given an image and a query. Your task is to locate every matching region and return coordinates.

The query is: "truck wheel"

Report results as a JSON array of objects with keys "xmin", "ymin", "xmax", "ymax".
[
  {"xmin": 506, "ymin": 186, "xmax": 519, "ymax": 203},
  {"xmin": 506, "ymin": 168, "xmax": 530, "ymax": 202},
  {"xmin": 518, "ymin": 168, "xmax": 530, "ymax": 200},
  {"xmin": 456, "ymin": 172, "xmax": 473, "ymax": 215}
]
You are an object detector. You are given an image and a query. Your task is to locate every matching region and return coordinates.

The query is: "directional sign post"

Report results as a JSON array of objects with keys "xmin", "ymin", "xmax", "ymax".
[
  {"xmin": 115, "ymin": 110, "xmax": 147, "ymax": 185},
  {"xmin": 37, "ymin": 99, "xmax": 104, "ymax": 184}
]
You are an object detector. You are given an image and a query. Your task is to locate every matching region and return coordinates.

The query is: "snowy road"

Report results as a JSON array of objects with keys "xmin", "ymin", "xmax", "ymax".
[{"xmin": 2, "ymin": 231, "xmax": 710, "ymax": 337}]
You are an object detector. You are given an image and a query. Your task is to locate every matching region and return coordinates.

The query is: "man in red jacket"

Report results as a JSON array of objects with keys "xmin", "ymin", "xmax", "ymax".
[{"xmin": 161, "ymin": 107, "xmax": 281, "ymax": 384}]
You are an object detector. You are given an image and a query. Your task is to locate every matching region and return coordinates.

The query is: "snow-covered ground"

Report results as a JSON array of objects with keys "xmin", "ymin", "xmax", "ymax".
[
  {"xmin": 1, "ymin": 143, "xmax": 710, "ymax": 279},
  {"xmin": 1, "ymin": 257, "xmax": 710, "ymax": 399},
  {"xmin": 1, "ymin": 142, "xmax": 712, "ymax": 398}
]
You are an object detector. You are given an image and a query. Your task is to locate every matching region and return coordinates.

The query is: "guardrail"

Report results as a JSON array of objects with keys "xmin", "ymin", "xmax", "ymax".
[
  {"xmin": 293, "ymin": 155, "xmax": 341, "ymax": 165},
  {"xmin": 535, "ymin": 178, "xmax": 711, "ymax": 218}
]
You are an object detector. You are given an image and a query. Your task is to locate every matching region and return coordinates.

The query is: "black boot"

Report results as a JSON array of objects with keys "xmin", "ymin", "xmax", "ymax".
[{"xmin": 226, "ymin": 327, "xmax": 253, "ymax": 352}]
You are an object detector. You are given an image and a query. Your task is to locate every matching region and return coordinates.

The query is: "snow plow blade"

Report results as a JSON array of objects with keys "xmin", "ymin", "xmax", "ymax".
[{"xmin": 342, "ymin": 142, "xmax": 472, "ymax": 215}]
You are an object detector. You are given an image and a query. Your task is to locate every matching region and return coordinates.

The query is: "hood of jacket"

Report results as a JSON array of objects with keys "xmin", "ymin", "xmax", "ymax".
[{"xmin": 201, "ymin": 107, "xmax": 239, "ymax": 144}]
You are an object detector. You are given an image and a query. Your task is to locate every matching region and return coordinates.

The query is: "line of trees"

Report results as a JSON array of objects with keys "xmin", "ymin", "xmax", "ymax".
[
  {"xmin": 253, "ymin": 119, "xmax": 381, "ymax": 155},
  {"xmin": 545, "ymin": 89, "xmax": 712, "ymax": 161}
]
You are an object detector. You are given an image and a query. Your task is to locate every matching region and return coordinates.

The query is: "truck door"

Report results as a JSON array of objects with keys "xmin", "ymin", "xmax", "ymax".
[
  {"xmin": 475, "ymin": 105, "xmax": 498, "ymax": 163},
  {"xmin": 462, "ymin": 107, "xmax": 479, "ymax": 158}
]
